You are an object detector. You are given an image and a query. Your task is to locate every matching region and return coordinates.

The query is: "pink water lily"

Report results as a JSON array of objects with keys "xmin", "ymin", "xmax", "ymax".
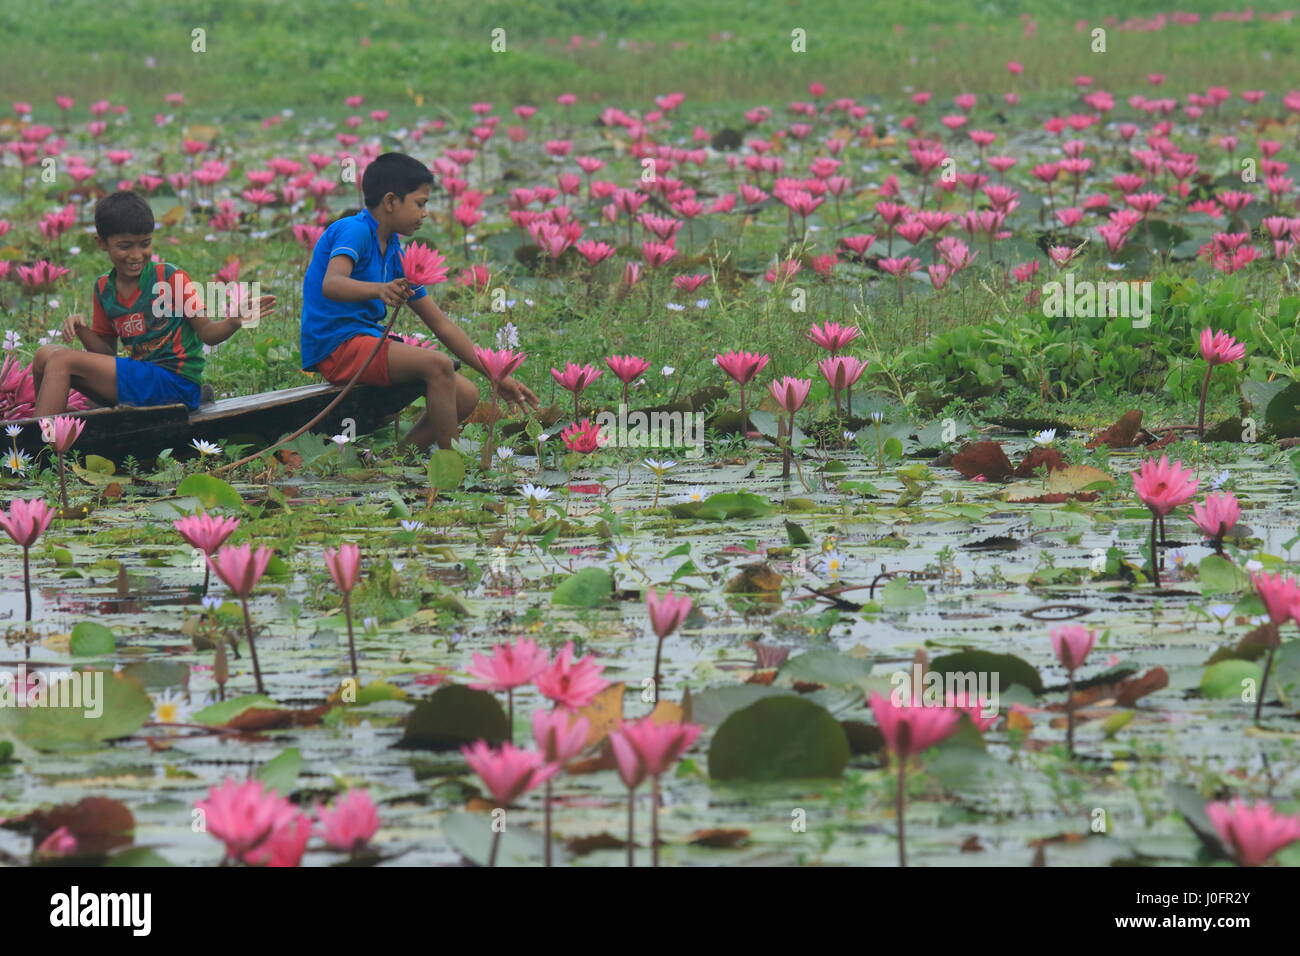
[
  {"xmin": 208, "ymin": 543, "xmax": 274, "ymax": 693},
  {"xmin": 1198, "ymin": 328, "xmax": 1247, "ymax": 437},
  {"xmin": 531, "ymin": 706, "xmax": 590, "ymax": 866},
  {"xmin": 605, "ymin": 354, "xmax": 649, "ymax": 406},
  {"xmin": 472, "ymin": 346, "xmax": 527, "ymax": 468},
  {"xmin": 1131, "ymin": 456, "xmax": 1198, "ymax": 590},
  {"xmin": 869, "ymin": 691, "xmax": 960, "ymax": 867},
  {"xmin": 195, "ymin": 779, "xmax": 300, "ymax": 864},
  {"xmin": 39, "ymin": 414, "xmax": 85, "ymax": 511},
  {"xmin": 534, "ymin": 641, "xmax": 609, "ymax": 710},
  {"xmin": 38, "ymin": 414, "xmax": 84, "ymax": 452},
  {"xmin": 646, "ymin": 587, "xmax": 692, "ymax": 693},
  {"xmin": 316, "ymin": 789, "xmax": 381, "ymax": 855},
  {"xmin": 1, "ymin": 497, "xmax": 55, "ymax": 624},
  {"xmin": 609, "ymin": 717, "xmax": 702, "ymax": 867},
  {"xmin": 400, "ymin": 241, "xmax": 449, "ymax": 287},
  {"xmin": 716, "ymin": 350, "xmax": 769, "ymax": 438},
  {"xmin": 173, "ymin": 513, "xmax": 240, "ymax": 554},
  {"xmin": 1050, "ymin": 624, "xmax": 1096, "ymax": 758},
  {"xmin": 532, "ymin": 708, "xmax": 591, "ymax": 764},
  {"xmin": 174, "ymin": 513, "xmax": 240, "ymax": 594},
  {"xmin": 550, "ymin": 362, "xmax": 603, "ymax": 415},
  {"xmin": 1207, "ymin": 799, "xmax": 1300, "ymax": 867},
  {"xmin": 325, "ymin": 543, "xmax": 362, "ymax": 676},
  {"xmin": 473, "ymin": 346, "xmax": 527, "ymax": 384},
  {"xmin": 1248, "ymin": 571, "xmax": 1300, "ymax": 724},
  {"xmin": 467, "ymin": 637, "xmax": 549, "ymax": 736},
  {"xmin": 244, "ymin": 812, "xmax": 312, "ymax": 868},
  {"xmin": 1190, "ymin": 492, "xmax": 1240, "ymax": 547}
]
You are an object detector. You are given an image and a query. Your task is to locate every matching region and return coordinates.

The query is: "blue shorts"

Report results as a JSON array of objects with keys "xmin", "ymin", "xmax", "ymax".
[{"xmin": 115, "ymin": 357, "xmax": 203, "ymax": 411}]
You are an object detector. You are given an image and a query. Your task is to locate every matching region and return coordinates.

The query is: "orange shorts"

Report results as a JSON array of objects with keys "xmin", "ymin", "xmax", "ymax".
[{"xmin": 313, "ymin": 334, "xmax": 394, "ymax": 387}]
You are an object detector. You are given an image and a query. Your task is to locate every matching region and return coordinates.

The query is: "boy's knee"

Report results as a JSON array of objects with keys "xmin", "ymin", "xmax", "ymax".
[
  {"xmin": 424, "ymin": 351, "xmax": 455, "ymax": 381},
  {"xmin": 33, "ymin": 344, "xmax": 65, "ymax": 370}
]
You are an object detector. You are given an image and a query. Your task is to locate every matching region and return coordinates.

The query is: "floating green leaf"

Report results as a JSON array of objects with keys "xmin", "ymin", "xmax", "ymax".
[
  {"xmin": 70, "ymin": 621, "xmax": 115, "ymax": 657},
  {"xmin": 1200, "ymin": 659, "xmax": 1261, "ymax": 700},
  {"xmin": 709, "ymin": 697, "xmax": 849, "ymax": 781},
  {"xmin": 256, "ymin": 747, "xmax": 302, "ymax": 796},
  {"xmin": 551, "ymin": 567, "xmax": 613, "ymax": 607},
  {"xmin": 931, "ymin": 650, "xmax": 1044, "ymax": 695},
  {"xmin": 398, "ymin": 684, "xmax": 509, "ymax": 751},
  {"xmin": 176, "ymin": 473, "xmax": 244, "ymax": 511},
  {"xmin": 427, "ymin": 449, "xmax": 467, "ymax": 493}
]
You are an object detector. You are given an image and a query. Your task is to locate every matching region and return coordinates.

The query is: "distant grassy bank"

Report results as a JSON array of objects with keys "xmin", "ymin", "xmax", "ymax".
[{"xmin": 2, "ymin": 0, "xmax": 1298, "ymax": 115}]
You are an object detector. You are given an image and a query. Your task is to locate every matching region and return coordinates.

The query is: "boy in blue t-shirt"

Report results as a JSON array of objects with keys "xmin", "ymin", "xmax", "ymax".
[{"xmin": 301, "ymin": 152, "xmax": 538, "ymax": 451}]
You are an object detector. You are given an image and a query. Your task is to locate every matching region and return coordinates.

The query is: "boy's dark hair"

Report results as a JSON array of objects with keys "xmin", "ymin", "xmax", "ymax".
[
  {"xmin": 94, "ymin": 190, "xmax": 155, "ymax": 237},
  {"xmin": 362, "ymin": 152, "xmax": 434, "ymax": 208}
]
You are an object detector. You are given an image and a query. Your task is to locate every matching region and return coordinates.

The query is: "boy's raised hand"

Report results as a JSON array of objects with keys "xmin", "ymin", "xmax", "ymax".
[
  {"xmin": 61, "ymin": 314, "xmax": 88, "ymax": 343},
  {"xmin": 377, "ymin": 278, "xmax": 412, "ymax": 309}
]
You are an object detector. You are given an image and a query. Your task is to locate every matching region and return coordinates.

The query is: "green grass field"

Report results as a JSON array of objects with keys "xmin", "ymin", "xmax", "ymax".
[{"xmin": 4, "ymin": 0, "xmax": 1299, "ymax": 113}]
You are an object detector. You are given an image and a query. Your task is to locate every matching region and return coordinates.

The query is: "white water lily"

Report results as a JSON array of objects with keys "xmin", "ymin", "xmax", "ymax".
[
  {"xmin": 3, "ymin": 331, "xmax": 20, "ymax": 351},
  {"xmin": 1207, "ymin": 604, "xmax": 1234, "ymax": 622},
  {"xmin": 817, "ymin": 550, "xmax": 847, "ymax": 578},
  {"xmin": 190, "ymin": 438, "xmax": 221, "ymax": 456},
  {"xmin": 843, "ymin": 431, "xmax": 857, "ymax": 442},
  {"xmin": 643, "ymin": 458, "xmax": 677, "ymax": 476},
  {"xmin": 496, "ymin": 447, "xmax": 515, "ymax": 461},
  {"xmin": 607, "ymin": 543, "xmax": 634, "ymax": 563},
  {"xmin": 869, "ymin": 411, "xmax": 885, "ymax": 424},
  {"xmin": 4, "ymin": 448, "xmax": 31, "ymax": 475},
  {"xmin": 150, "ymin": 689, "xmax": 193, "ymax": 725},
  {"xmin": 1210, "ymin": 469, "xmax": 1230, "ymax": 490},
  {"xmin": 400, "ymin": 519, "xmax": 424, "ymax": 532},
  {"xmin": 677, "ymin": 486, "xmax": 709, "ymax": 503},
  {"xmin": 5, "ymin": 424, "xmax": 21, "ymax": 438},
  {"xmin": 1033, "ymin": 428, "xmax": 1057, "ymax": 446},
  {"xmin": 520, "ymin": 483, "xmax": 553, "ymax": 503},
  {"xmin": 662, "ymin": 366, "xmax": 676, "ymax": 377},
  {"xmin": 201, "ymin": 595, "xmax": 223, "ymax": 612},
  {"xmin": 330, "ymin": 433, "xmax": 351, "ymax": 446}
]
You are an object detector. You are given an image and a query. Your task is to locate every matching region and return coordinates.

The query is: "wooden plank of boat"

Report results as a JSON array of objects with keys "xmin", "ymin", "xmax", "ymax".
[{"xmin": 10, "ymin": 381, "xmax": 424, "ymax": 462}]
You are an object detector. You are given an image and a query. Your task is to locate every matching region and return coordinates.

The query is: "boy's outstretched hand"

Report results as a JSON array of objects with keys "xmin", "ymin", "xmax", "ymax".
[
  {"xmin": 235, "ymin": 294, "xmax": 277, "ymax": 326},
  {"xmin": 497, "ymin": 376, "xmax": 540, "ymax": 413}
]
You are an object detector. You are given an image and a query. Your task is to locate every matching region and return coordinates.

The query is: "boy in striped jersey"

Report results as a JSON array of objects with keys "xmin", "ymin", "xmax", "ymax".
[{"xmin": 31, "ymin": 190, "xmax": 276, "ymax": 416}]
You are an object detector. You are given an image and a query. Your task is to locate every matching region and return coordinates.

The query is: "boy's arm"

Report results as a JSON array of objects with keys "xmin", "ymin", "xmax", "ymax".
[
  {"xmin": 406, "ymin": 295, "xmax": 541, "ymax": 410},
  {"xmin": 185, "ymin": 295, "xmax": 278, "ymax": 345},
  {"xmin": 64, "ymin": 316, "xmax": 117, "ymax": 355},
  {"xmin": 322, "ymin": 255, "xmax": 409, "ymax": 307}
]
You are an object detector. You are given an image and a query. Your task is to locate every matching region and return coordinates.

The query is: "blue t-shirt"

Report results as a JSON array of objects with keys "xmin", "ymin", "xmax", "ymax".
[{"xmin": 299, "ymin": 207, "xmax": 428, "ymax": 371}]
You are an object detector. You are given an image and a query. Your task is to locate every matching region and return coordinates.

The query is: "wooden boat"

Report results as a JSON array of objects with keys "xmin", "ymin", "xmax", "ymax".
[{"xmin": 10, "ymin": 381, "xmax": 425, "ymax": 462}]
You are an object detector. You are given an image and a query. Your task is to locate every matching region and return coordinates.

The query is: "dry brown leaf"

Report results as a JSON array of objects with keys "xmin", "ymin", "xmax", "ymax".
[
  {"xmin": 689, "ymin": 828, "xmax": 750, "ymax": 848},
  {"xmin": 1087, "ymin": 409, "xmax": 1143, "ymax": 448},
  {"xmin": 1006, "ymin": 710, "xmax": 1034, "ymax": 733},
  {"xmin": 951, "ymin": 441, "xmax": 1015, "ymax": 481},
  {"xmin": 1014, "ymin": 447, "xmax": 1067, "ymax": 478},
  {"xmin": 577, "ymin": 682, "xmax": 625, "ymax": 748}
]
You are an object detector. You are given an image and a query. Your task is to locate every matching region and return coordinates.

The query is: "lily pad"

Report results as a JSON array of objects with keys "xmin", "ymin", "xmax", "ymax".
[{"xmin": 709, "ymin": 696, "xmax": 849, "ymax": 781}]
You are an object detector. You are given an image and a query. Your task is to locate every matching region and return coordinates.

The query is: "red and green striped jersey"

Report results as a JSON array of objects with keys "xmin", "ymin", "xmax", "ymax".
[{"xmin": 90, "ymin": 262, "xmax": 205, "ymax": 384}]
